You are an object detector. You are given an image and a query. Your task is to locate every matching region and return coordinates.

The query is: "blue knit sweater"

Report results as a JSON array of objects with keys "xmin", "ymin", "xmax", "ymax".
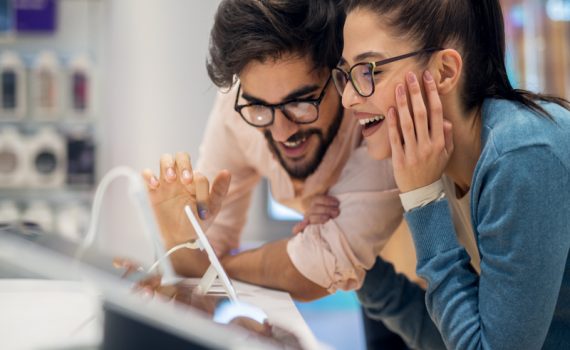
[{"xmin": 359, "ymin": 98, "xmax": 570, "ymax": 349}]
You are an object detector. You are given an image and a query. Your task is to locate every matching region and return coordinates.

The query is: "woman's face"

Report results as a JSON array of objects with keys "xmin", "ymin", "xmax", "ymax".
[{"xmin": 339, "ymin": 9, "xmax": 428, "ymax": 160}]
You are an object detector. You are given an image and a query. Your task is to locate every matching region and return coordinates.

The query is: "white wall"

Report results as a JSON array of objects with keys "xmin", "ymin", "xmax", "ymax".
[{"xmin": 99, "ymin": 0, "xmax": 223, "ymax": 262}]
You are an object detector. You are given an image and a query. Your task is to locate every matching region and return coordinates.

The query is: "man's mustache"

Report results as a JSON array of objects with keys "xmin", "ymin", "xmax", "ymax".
[{"xmin": 265, "ymin": 129, "xmax": 323, "ymax": 144}]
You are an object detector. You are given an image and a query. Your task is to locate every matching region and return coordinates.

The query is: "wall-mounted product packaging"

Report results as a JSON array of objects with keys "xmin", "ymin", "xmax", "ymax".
[
  {"xmin": 21, "ymin": 201, "xmax": 54, "ymax": 233},
  {"xmin": 32, "ymin": 51, "xmax": 62, "ymax": 120},
  {"xmin": 0, "ymin": 127, "xmax": 28, "ymax": 188},
  {"xmin": 26, "ymin": 128, "xmax": 66, "ymax": 188},
  {"xmin": 68, "ymin": 55, "xmax": 94, "ymax": 118},
  {"xmin": 66, "ymin": 129, "xmax": 96, "ymax": 186},
  {"xmin": 0, "ymin": 51, "xmax": 27, "ymax": 119},
  {"xmin": 56, "ymin": 203, "xmax": 90, "ymax": 242},
  {"xmin": 0, "ymin": 201, "xmax": 20, "ymax": 224}
]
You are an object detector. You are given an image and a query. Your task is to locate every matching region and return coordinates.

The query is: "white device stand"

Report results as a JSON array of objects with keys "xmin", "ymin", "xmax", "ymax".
[{"xmin": 183, "ymin": 205, "xmax": 238, "ymax": 302}]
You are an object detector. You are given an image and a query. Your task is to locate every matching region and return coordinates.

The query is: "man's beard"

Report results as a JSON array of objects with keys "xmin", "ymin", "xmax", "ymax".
[{"xmin": 264, "ymin": 104, "xmax": 344, "ymax": 180}]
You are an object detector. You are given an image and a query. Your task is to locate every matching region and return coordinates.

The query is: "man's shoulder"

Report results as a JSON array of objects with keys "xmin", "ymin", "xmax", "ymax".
[{"xmin": 329, "ymin": 143, "xmax": 397, "ymax": 194}]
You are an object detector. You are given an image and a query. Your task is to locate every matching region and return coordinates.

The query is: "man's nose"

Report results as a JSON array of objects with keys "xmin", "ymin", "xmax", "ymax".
[{"xmin": 268, "ymin": 110, "xmax": 299, "ymax": 142}]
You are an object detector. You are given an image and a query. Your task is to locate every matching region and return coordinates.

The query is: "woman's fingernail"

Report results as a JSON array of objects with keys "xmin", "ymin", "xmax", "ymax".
[
  {"xmin": 150, "ymin": 176, "xmax": 159, "ymax": 186},
  {"xmin": 182, "ymin": 170, "xmax": 192, "ymax": 181},
  {"xmin": 424, "ymin": 70, "xmax": 433, "ymax": 81},
  {"xmin": 166, "ymin": 168, "xmax": 176, "ymax": 179},
  {"xmin": 397, "ymin": 85, "xmax": 405, "ymax": 98},
  {"xmin": 407, "ymin": 72, "xmax": 417, "ymax": 84}
]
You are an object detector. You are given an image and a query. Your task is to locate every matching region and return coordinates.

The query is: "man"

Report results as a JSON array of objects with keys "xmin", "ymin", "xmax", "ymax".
[{"xmin": 142, "ymin": 0, "xmax": 436, "ymax": 348}]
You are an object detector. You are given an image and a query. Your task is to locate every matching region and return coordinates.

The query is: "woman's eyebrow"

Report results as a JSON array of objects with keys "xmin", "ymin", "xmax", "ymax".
[{"xmin": 353, "ymin": 51, "xmax": 387, "ymax": 62}]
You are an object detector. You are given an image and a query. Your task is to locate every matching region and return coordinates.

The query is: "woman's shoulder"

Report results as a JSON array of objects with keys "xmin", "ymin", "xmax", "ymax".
[{"xmin": 481, "ymin": 98, "xmax": 570, "ymax": 162}]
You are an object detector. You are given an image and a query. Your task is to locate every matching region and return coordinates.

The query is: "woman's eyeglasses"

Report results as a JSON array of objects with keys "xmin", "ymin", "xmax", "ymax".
[{"xmin": 332, "ymin": 48, "xmax": 443, "ymax": 98}]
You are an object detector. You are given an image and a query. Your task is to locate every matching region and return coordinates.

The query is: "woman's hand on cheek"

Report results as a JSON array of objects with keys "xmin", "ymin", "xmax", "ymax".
[{"xmin": 387, "ymin": 70, "xmax": 454, "ymax": 193}]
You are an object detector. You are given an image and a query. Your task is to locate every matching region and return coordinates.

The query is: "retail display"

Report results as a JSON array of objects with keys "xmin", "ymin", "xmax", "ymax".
[
  {"xmin": 0, "ymin": 127, "xmax": 27, "ymax": 188},
  {"xmin": 26, "ymin": 128, "xmax": 66, "ymax": 188},
  {"xmin": 32, "ymin": 51, "xmax": 62, "ymax": 119},
  {"xmin": 0, "ymin": 51, "xmax": 26, "ymax": 119}
]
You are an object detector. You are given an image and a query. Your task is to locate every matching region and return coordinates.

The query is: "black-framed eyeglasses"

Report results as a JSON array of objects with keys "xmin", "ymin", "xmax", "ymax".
[
  {"xmin": 234, "ymin": 76, "xmax": 332, "ymax": 128},
  {"xmin": 332, "ymin": 48, "xmax": 443, "ymax": 98}
]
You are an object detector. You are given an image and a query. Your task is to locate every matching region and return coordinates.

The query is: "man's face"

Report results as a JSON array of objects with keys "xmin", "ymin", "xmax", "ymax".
[{"xmin": 237, "ymin": 55, "xmax": 343, "ymax": 180}]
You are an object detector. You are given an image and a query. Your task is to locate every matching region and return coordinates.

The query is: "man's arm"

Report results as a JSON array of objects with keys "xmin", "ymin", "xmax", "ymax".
[{"xmin": 221, "ymin": 239, "xmax": 329, "ymax": 301}]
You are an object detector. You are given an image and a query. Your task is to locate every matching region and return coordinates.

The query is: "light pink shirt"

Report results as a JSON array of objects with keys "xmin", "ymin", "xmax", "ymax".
[{"xmin": 197, "ymin": 89, "xmax": 403, "ymax": 292}]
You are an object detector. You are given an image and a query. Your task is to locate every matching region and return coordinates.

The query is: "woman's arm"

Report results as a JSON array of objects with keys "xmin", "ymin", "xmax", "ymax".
[
  {"xmin": 358, "ymin": 257, "xmax": 445, "ymax": 350},
  {"xmin": 406, "ymin": 146, "xmax": 570, "ymax": 349}
]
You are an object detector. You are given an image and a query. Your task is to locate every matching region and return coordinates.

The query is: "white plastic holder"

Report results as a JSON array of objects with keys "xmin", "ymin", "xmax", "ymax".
[{"xmin": 183, "ymin": 205, "xmax": 238, "ymax": 302}]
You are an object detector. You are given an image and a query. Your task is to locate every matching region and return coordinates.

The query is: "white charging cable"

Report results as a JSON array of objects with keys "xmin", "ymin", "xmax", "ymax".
[
  {"xmin": 76, "ymin": 166, "xmax": 176, "ymax": 281},
  {"xmin": 146, "ymin": 240, "xmax": 200, "ymax": 273}
]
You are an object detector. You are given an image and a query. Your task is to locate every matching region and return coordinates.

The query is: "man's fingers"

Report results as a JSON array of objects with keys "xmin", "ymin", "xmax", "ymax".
[
  {"xmin": 312, "ymin": 195, "xmax": 340, "ymax": 207},
  {"xmin": 308, "ymin": 204, "xmax": 340, "ymax": 218},
  {"xmin": 142, "ymin": 169, "xmax": 160, "ymax": 190},
  {"xmin": 160, "ymin": 153, "xmax": 176, "ymax": 183},
  {"xmin": 308, "ymin": 214, "xmax": 332, "ymax": 225},
  {"xmin": 194, "ymin": 172, "xmax": 210, "ymax": 220},
  {"xmin": 292, "ymin": 219, "xmax": 309, "ymax": 235},
  {"xmin": 208, "ymin": 170, "xmax": 231, "ymax": 219},
  {"xmin": 174, "ymin": 152, "xmax": 194, "ymax": 185}
]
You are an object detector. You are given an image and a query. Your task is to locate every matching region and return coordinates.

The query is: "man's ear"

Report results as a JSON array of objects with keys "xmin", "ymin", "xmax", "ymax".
[{"xmin": 431, "ymin": 49, "xmax": 463, "ymax": 95}]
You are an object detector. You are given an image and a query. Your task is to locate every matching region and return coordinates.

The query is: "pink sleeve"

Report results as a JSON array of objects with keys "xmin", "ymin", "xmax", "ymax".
[
  {"xmin": 287, "ymin": 148, "xmax": 403, "ymax": 292},
  {"xmin": 196, "ymin": 90, "xmax": 261, "ymax": 257}
]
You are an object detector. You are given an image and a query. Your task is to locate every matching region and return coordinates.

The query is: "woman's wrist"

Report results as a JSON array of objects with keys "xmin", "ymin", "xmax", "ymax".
[{"xmin": 399, "ymin": 179, "xmax": 446, "ymax": 212}]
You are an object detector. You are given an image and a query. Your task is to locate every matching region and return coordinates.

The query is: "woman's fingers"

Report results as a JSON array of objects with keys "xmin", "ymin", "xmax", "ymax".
[
  {"xmin": 208, "ymin": 170, "xmax": 232, "ymax": 220},
  {"xmin": 395, "ymin": 83, "xmax": 417, "ymax": 152},
  {"xmin": 142, "ymin": 169, "xmax": 160, "ymax": 190},
  {"xmin": 406, "ymin": 72, "xmax": 430, "ymax": 145},
  {"xmin": 388, "ymin": 107, "xmax": 405, "ymax": 167},
  {"xmin": 443, "ymin": 120, "xmax": 454, "ymax": 155},
  {"xmin": 160, "ymin": 153, "xmax": 177, "ymax": 183},
  {"xmin": 423, "ymin": 70, "xmax": 444, "ymax": 146}
]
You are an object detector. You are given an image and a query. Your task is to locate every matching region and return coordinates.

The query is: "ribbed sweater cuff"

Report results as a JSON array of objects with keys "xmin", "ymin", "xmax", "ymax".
[{"xmin": 404, "ymin": 198, "xmax": 459, "ymax": 262}]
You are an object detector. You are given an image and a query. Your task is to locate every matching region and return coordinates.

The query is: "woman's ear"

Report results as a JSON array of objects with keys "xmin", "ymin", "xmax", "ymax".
[{"xmin": 432, "ymin": 49, "xmax": 463, "ymax": 95}]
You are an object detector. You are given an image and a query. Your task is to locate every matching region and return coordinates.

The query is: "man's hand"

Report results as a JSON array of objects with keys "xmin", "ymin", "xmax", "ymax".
[
  {"xmin": 141, "ymin": 152, "xmax": 231, "ymax": 247},
  {"xmin": 292, "ymin": 195, "xmax": 340, "ymax": 234}
]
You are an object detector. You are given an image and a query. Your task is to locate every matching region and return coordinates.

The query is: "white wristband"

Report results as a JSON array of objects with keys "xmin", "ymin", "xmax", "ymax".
[{"xmin": 399, "ymin": 179, "xmax": 445, "ymax": 212}]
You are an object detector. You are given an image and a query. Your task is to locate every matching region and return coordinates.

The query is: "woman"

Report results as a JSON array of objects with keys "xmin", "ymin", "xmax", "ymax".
[{"xmin": 332, "ymin": 0, "xmax": 570, "ymax": 348}]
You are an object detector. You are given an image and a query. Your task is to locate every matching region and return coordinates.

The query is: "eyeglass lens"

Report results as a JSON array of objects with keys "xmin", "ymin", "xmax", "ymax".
[{"xmin": 240, "ymin": 102, "xmax": 318, "ymax": 127}]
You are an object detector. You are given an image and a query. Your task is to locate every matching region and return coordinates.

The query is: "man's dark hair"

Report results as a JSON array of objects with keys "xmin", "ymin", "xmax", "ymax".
[{"xmin": 206, "ymin": 0, "xmax": 345, "ymax": 89}]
